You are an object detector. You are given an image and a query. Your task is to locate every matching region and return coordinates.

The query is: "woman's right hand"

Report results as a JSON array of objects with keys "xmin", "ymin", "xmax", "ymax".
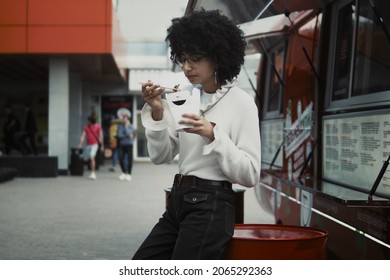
[{"xmin": 141, "ymin": 80, "xmax": 165, "ymax": 121}]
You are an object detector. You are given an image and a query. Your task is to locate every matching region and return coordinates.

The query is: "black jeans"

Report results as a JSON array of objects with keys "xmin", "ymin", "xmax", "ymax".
[
  {"xmin": 132, "ymin": 176, "xmax": 236, "ymax": 260},
  {"xmin": 119, "ymin": 144, "xmax": 133, "ymax": 174}
]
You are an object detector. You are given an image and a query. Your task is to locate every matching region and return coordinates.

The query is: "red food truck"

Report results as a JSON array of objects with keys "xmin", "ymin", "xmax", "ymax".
[{"xmin": 186, "ymin": 0, "xmax": 390, "ymax": 259}]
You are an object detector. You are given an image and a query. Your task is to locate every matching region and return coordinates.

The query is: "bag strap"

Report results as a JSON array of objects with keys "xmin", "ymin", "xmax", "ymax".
[{"xmin": 87, "ymin": 125, "xmax": 100, "ymax": 144}]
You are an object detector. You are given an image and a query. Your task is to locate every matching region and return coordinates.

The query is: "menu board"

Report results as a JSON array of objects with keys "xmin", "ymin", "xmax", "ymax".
[{"xmin": 322, "ymin": 112, "xmax": 390, "ymax": 197}]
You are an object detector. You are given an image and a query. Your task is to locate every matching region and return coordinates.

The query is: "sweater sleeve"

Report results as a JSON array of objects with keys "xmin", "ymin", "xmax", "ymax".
[
  {"xmin": 141, "ymin": 100, "xmax": 180, "ymax": 164},
  {"xmin": 203, "ymin": 100, "xmax": 261, "ymax": 187}
]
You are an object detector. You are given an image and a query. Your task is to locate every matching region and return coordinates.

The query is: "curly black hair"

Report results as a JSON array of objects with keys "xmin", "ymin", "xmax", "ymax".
[{"xmin": 166, "ymin": 9, "xmax": 246, "ymax": 84}]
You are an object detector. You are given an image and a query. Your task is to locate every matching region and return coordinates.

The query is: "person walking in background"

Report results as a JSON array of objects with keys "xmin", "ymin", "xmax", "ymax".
[
  {"xmin": 133, "ymin": 10, "xmax": 260, "ymax": 259},
  {"xmin": 20, "ymin": 104, "xmax": 38, "ymax": 155},
  {"xmin": 78, "ymin": 115, "xmax": 104, "ymax": 180},
  {"xmin": 117, "ymin": 113, "xmax": 136, "ymax": 181},
  {"xmin": 2, "ymin": 105, "xmax": 21, "ymax": 155}
]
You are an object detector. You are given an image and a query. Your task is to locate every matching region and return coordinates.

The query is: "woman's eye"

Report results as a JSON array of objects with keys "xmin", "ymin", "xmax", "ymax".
[{"xmin": 191, "ymin": 57, "xmax": 202, "ymax": 62}]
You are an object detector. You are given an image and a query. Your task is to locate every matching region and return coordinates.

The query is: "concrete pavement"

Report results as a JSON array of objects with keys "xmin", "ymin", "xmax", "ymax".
[{"xmin": 0, "ymin": 161, "xmax": 273, "ymax": 260}]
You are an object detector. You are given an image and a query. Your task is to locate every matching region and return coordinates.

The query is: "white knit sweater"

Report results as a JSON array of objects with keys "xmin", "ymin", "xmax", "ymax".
[{"xmin": 141, "ymin": 82, "xmax": 261, "ymax": 187}]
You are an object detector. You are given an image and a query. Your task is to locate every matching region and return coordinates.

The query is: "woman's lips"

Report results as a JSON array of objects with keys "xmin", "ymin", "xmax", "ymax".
[{"xmin": 186, "ymin": 75, "xmax": 197, "ymax": 81}]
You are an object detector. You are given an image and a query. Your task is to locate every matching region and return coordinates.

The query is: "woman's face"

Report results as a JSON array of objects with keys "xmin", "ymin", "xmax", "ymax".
[{"xmin": 178, "ymin": 53, "xmax": 219, "ymax": 92}]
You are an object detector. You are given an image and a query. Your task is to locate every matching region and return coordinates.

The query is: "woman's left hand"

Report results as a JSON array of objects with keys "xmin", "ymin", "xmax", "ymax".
[{"xmin": 179, "ymin": 113, "xmax": 215, "ymax": 141}]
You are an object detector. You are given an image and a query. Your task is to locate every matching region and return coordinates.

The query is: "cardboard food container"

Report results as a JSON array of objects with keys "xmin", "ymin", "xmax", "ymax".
[{"xmin": 165, "ymin": 88, "xmax": 200, "ymax": 132}]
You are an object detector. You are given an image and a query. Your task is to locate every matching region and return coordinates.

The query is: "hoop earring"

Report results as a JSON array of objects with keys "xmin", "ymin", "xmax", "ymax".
[{"xmin": 214, "ymin": 71, "xmax": 218, "ymax": 84}]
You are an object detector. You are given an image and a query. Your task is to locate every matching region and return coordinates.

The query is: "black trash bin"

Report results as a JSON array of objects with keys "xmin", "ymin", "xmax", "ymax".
[{"xmin": 70, "ymin": 148, "xmax": 84, "ymax": 176}]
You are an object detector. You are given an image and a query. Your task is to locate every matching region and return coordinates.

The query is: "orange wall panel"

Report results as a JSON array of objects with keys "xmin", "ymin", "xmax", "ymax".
[
  {"xmin": 105, "ymin": 26, "xmax": 112, "ymax": 53},
  {"xmin": 27, "ymin": 26, "xmax": 108, "ymax": 53},
  {"xmin": 28, "ymin": 0, "xmax": 108, "ymax": 25},
  {"xmin": 0, "ymin": 27, "xmax": 27, "ymax": 52},
  {"xmin": 105, "ymin": 0, "xmax": 112, "ymax": 24},
  {"xmin": 0, "ymin": 0, "xmax": 114, "ymax": 54},
  {"xmin": 0, "ymin": 0, "xmax": 27, "ymax": 25}
]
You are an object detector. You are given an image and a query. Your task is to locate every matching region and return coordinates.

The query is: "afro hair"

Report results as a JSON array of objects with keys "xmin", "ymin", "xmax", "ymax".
[{"xmin": 166, "ymin": 9, "xmax": 246, "ymax": 84}]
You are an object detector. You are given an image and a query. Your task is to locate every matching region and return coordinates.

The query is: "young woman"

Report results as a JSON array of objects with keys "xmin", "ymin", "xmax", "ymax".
[
  {"xmin": 133, "ymin": 9, "xmax": 261, "ymax": 260},
  {"xmin": 78, "ymin": 115, "xmax": 103, "ymax": 180}
]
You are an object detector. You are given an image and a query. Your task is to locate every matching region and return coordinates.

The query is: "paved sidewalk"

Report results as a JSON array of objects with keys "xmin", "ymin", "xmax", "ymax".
[{"xmin": 0, "ymin": 161, "xmax": 272, "ymax": 260}]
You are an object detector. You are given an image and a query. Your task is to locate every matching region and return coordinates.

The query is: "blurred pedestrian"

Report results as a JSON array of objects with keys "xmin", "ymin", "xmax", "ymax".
[
  {"xmin": 117, "ymin": 113, "xmax": 136, "ymax": 181},
  {"xmin": 78, "ymin": 115, "xmax": 104, "ymax": 180},
  {"xmin": 108, "ymin": 115, "xmax": 121, "ymax": 172},
  {"xmin": 2, "ymin": 105, "xmax": 21, "ymax": 155},
  {"xmin": 19, "ymin": 104, "xmax": 38, "ymax": 155},
  {"xmin": 133, "ymin": 10, "xmax": 260, "ymax": 260}
]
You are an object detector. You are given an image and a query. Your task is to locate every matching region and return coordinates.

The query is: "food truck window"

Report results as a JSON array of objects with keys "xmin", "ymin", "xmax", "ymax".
[
  {"xmin": 264, "ymin": 42, "xmax": 286, "ymax": 117},
  {"xmin": 331, "ymin": 3, "xmax": 354, "ymax": 101},
  {"xmin": 328, "ymin": 0, "xmax": 390, "ymax": 108},
  {"xmin": 352, "ymin": 0, "xmax": 390, "ymax": 97},
  {"xmin": 323, "ymin": 0, "xmax": 390, "ymax": 199}
]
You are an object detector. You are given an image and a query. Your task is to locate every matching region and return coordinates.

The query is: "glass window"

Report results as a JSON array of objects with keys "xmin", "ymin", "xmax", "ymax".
[
  {"xmin": 352, "ymin": 0, "xmax": 390, "ymax": 96},
  {"xmin": 330, "ymin": 0, "xmax": 390, "ymax": 105},
  {"xmin": 136, "ymin": 95, "xmax": 145, "ymax": 110},
  {"xmin": 332, "ymin": 3, "xmax": 355, "ymax": 101},
  {"xmin": 237, "ymin": 53, "xmax": 261, "ymax": 97},
  {"xmin": 265, "ymin": 43, "xmax": 286, "ymax": 115},
  {"xmin": 136, "ymin": 112, "xmax": 149, "ymax": 158}
]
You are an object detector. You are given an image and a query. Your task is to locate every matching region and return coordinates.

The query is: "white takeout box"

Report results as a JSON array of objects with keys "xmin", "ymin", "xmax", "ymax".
[{"xmin": 165, "ymin": 88, "xmax": 200, "ymax": 132}]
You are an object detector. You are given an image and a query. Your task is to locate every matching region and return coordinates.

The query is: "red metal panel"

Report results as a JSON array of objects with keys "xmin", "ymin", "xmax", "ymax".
[
  {"xmin": 27, "ymin": 26, "xmax": 107, "ymax": 53},
  {"xmin": 105, "ymin": 0, "xmax": 112, "ymax": 52},
  {"xmin": 105, "ymin": 0, "xmax": 112, "ymax": 24},
  {"xmin": 0, "ymin": 27, "xmax": 27, "ymax": 52},
  {"xmin": 28, "ymin": 0, "xmax": 108, "ymax": 25},
  {"xmin": 0, "ymin": 0, "xmax": 27, "ymax": 25},
  {"xmin": 0, "ymin": 0, "xmax": 114, "ymax": 54},
  {"xmin": 105, "ymin": 26, "xmax": 112, "ymax": 53},
  {"xmin": 223, "ymin": 224, "xmax": 328, "ymax": 260}
]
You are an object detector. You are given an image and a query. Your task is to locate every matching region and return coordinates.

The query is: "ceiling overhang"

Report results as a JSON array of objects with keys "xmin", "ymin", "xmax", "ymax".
[{"xmin": 0, "ymin": 54, "xmax": 127, "ymax": 84}]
